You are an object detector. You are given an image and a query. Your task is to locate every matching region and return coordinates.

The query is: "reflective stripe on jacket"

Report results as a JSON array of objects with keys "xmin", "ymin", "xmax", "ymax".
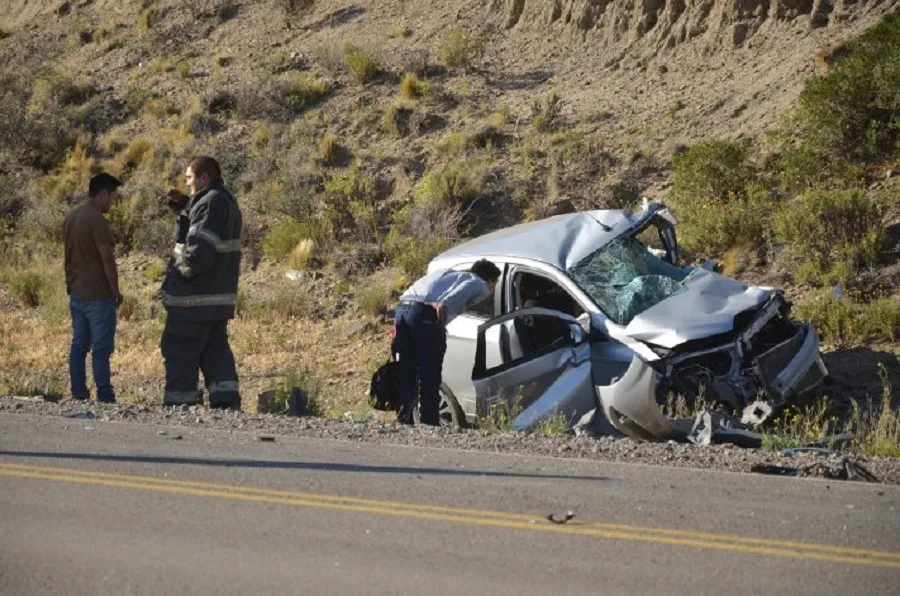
[{"xmin": 161, "ymin": 179, "xmax": 242, "ymax": 321}]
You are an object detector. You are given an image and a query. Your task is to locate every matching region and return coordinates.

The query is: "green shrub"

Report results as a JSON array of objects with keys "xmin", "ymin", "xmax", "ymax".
[
  {"xmin": 386, "ymin": 234, "xmax": 451, "ymax": 278},
  {"xmin": 399, "ymin": 73, "xmax": 430, "ymax": 100},
  {"xmin": 794, "ymin": 295, "xmax": 900, "ymax": 346},
  {"xmin": 531, "ymin": 90, "xmax": 562, "ymax": 132},
  {"xmin": 341, "ymin": 43, "xmax": 379, "ymax": 83},
  {"xmin": 794, "ymin": 13, "xmax": 900, "ymax": 162},
  {"xmin": 355, "ymin": 280, "xmax": 394, "ymax": 316},
  {"xmin": 7, "ymin": 270, "xmax": 47, "ymax": 307},
  {"xmin": 261, "ymin": 219, "xmax": 315, "ymax": 260},
  {"xmin": 669, "ymin": 140, "xmax": 774, "ymax": 254},
  {"xmin": 414, "ymin": 162, "xmax": 486, "ymax": 210},
  {"xmin": 274, "ymin": 369, "xmax": 322, "ymax": 416},
  {"xmin": 321, "ymin": 169, "xmax": 381, "ymax": 244},
  {"xmin": 267, "ymin": 75, "xmax": 329, "ymax": 122},
  {"xmin": 773, "ymin": 189, "xmax": 886, "ymax": 285},
  {"xmin": 107, "ymin": 188, "xmax": 173, "ymax": 255},
  {"xmin": 437, "ymin": 27, "xmax": 479, "ymax": 70},
  {"xmin": 17, "ymin": 198, "xmax": 68, "ymax": 244}
]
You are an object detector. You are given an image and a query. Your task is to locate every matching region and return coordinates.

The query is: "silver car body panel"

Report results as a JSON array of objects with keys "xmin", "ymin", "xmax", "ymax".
[
  {"xmin": 472, "ymin": 308, "xmax": 596, "ymax": 432},
  {"xmin": 621, "ymin": 269, "xmax": 771, "ymax": 348}
]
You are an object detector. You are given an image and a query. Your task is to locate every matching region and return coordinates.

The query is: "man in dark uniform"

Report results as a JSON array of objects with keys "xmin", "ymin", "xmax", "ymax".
[{"xmin": 160, "ymin": 156, "xmax": 243, "ymax": 409}]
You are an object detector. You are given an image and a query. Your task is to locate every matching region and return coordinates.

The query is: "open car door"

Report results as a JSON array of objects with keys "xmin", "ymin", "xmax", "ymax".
[{"xmin": 472, "ymin": 308, "xmax": 597, "ymax": 432}]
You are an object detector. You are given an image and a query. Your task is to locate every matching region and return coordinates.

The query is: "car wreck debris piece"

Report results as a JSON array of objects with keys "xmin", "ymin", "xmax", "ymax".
[
  {"xmin": 258, "ymin": 435, "xmax": 276, "ymax": 442},
  {"xmin": 750, "ymin": 457, "xmax": 879, "ymax": 482},
  {"xmin": 69, "ymin": 411, "xmax": 96, "ymax": 420},
  {"xmin": 687, "ymin": 409, "xmax": 763, "ymax": 448},
  {"xmin": 547, "ymin": 511, "xmax": 576, "ymax": 524}
]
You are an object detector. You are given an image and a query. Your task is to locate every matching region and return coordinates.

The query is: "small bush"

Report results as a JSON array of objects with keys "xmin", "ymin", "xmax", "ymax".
[
  {"xmin": 17, "ymin": 198, "xmax": 68, "ymax": 244},
  {"xmin": 794, "ymin": 13, "xmax": 900, "ymax": 162},
  {"xmin": 107, "ymin": 188, "xmax": 173, "ymax": 255},
  {"xmin": 531, "ymin": 90, "xmax": 562, "ymax": 132},
  {"xmin": 317, "ymin": 131, "xmax": 337, "ymax": 164},
  {"xmin": 262, "ymin": 220, "xmax": 315, "ymax": 260},
  {"xmin": 7, "ymin": 271, "xmax": 47, "ymax": 307},
  {"xmin": 773, "ymin": 189, "xmax": 886, "ymax": 285},
  {"xmin": 342, "ymin": 42, "xmax": 379, "ymax": 84},
  {"xmin": 669, "ymin": 140, "xmax": 773, "ymax": 254},
  {"xmin": 176, "ymin": 62, "xmax": 191, "ymax": 78},
  {"xmin": 355, "ymin": 278, "xmax": 394, "ymax": 316},
  {"xmin": 137, "ymin": 9, "xmax": 155, "ymax": 32},
  {"xmin": 29, "ymin": 73, "xmax": 94, "ymax": 113},
  {"xmin": 274, "ymin": 368, "xmax": 322, "ymax": 416},
  {"xmin": 399, "ymin": 73, "xmax": 430, "ymax": 100},
  {"xmin": 794, "ymin": 295, "xmax": 900, "ymax": 346},
  {"xmin": 853, "ymin": 367, "xmax": 900, "ymax": 457},
  {"xmin": 414, "ymin": 162, "xmax": 486, "ymax": 210},
  {"xmin": 142, "ymin": 98, "xmax": 178, "ymax": 120},
  {"xmin": 437, "ymin": 27, "xmax": 479, "ymax": 70},
  {"xmin": 110, "ymin": 136, "xmax": 155, "ymax": 175},
  {"xmin": 382, "ymin": 99, "xmax": 415, "ymax": 136},
  {"xmin": 258, "ymin": 75, "xmax": 329, "ymax": 122},
  {"xmin": 149, "ymin": 59, "xmax": 174, "ymax": 74},
  {"xmin": 391, "ymin": 25, "xmax": 412, "ymax": 39},
  {"xmin": 39, "ymin": 132, "xmax": 96, "ymax": 201}
]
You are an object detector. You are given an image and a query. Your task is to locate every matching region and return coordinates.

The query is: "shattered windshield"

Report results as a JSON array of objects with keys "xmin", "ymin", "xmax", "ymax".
[{"xmin": 567, "ymin": 237, "xmax": 691, "ymax": 325}]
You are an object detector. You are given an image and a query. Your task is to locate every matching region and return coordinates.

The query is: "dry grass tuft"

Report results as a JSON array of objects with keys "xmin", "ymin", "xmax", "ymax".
[
  {"xmin": 342, "ymin": 42, "xmax": 379, "ymax": 84},
  {"xmin": 398, "ymin": 73, "xmax": 429, "ymax": 100},
  {"xmin": 288, "ymin": 239, "xmax": 315, "ymax": 270},
  {"xmin": 437, "ymin": 28, "xmax": 479, "ymax": 70}
]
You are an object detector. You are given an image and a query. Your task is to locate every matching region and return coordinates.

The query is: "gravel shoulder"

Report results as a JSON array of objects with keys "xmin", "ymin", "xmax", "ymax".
[{"xmin": 3, "ymin": 396, "xmax": 899, "ymax": 485}]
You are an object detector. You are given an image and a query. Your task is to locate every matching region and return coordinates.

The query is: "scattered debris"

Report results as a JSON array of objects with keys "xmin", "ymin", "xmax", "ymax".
[
  {"xmin": 778, "ymin": 447, "xmax": 837, "ymax": 456},
  {"xmin": 258, "ymin": 435, "xmax": 276, "ymax": 442},
  {"xmin": 751, "ymin": 457, "xmax": 879, "ymax": 482},
  {"xmin": 69, "ymin": 411, "xmax": 96, "ymax": 420},
  {"xmin": 688, "ymin": 409, "xmax": 762, "ymax": 448},
  {"xmin": 547, "ymin": 511, "xmax": 576, "ymax": 524},
  {"xmin": 171, "ymin": 434, "xmax": 183, "ymax": 440}
]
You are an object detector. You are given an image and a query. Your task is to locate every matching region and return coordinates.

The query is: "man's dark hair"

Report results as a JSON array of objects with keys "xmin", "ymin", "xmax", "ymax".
[
  {"xmin": 189, "ymin": 155, "xmax": 222, "ymax": 181},
  {"xmin": 88, "ymin": 172, "xmax": 122, "ymax": 198},
  {"xmin": 470, "ymin": 259, "xmax": 501, "ymax": 283}
]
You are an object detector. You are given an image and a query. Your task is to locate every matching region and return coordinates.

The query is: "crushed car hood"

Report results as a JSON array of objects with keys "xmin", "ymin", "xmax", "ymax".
[{"xmin": 622, "ymin": 269, "xmax": 771, "ymax": 348}]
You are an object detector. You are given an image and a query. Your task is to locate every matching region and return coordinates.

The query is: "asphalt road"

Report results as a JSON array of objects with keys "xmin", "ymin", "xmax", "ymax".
[{"xmin": 1, "ymin": 414, "xmax": 898, "ymax": 595}]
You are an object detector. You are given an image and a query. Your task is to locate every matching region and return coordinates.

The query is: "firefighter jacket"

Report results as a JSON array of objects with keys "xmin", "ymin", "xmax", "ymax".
[{"xmin": 161, "ymin": 179, "xmax": 242, "ymax": 321}]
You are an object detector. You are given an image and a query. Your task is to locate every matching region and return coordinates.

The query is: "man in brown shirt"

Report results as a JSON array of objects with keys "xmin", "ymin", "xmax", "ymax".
[{"xmin": 63, "ymin": 172, "xmax": 123, "ymax": 403}]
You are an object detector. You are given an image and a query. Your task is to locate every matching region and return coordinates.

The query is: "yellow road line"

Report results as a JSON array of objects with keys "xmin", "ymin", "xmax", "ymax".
[
  {"xmin": 1, "ymin": 463, "xmax": 898, "ymax": 569},
  {"xmin": 1, "ymin": 462, "xmax": 896, "ymax": 561}
]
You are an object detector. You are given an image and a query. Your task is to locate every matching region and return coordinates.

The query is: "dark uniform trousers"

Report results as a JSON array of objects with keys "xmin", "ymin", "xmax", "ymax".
[
  {"xmin": 393, "ymin": 301, "xmax": 447, "ymax": 425},
  {"xmin": 161, "ymin": 314, "xmax": 240, "ymax": 408}
]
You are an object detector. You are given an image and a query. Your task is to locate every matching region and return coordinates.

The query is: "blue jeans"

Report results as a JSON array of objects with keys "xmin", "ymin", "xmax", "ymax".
[
  {"xmin": 69, "ymin": 296, "xmax": 117, "ymax": 403},
  {"xmin": 394, "ymin": 302, "xmax": 447, "ymax": 425}
]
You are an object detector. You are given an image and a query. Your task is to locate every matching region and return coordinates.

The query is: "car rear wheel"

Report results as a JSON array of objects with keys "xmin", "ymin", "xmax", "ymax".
[
  {"xmin": 414, "ymin": 385, "xmax": 466, "ymax": 428},
  {"xmin": 437, "ymin": 385, "xmax": 466, "ymax": 429}
]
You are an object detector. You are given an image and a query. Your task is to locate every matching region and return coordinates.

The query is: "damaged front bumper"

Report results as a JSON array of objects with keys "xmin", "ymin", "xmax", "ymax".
[{"xmin": 598, "ymin": 295, "xmax": 828, "ymax": 441}]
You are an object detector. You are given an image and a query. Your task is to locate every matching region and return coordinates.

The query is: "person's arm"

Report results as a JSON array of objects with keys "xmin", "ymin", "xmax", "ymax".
[
  {"xmin": 174, "ymin": 195, "xmax": 229, "ymax": 279},
  {"xmin": 92, "ymin": 216, "xmax": 122, "ymax": 305},
  {"xmin": 98, "ymin": 243, "xmax": 122, "ymax": 305},
  {"xmin": 432, "ymin": 278, "xmax": 491, "ymax": 323}
]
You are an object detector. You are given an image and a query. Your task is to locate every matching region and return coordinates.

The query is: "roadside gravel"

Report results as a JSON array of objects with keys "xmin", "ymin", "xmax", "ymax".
[{"xmin": 3, "ymin": 396, "xmax": 899, "ymax": 485}]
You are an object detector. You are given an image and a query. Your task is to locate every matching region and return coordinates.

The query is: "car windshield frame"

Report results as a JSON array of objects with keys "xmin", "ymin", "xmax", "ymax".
[{"xmin": 566, "ymin": 235, "xmax": 693, "ymax": 326}]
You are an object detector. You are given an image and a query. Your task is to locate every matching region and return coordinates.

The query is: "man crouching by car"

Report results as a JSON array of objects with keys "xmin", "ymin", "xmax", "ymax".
[{"xmin": 394, "ymin": 259, "xmax": 501, "ymax": 425}]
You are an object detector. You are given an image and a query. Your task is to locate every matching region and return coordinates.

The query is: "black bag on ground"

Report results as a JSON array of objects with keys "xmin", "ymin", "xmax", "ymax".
[{"xmin": 368, "ymin": 353, "xmax": 399, "ymax": 412}]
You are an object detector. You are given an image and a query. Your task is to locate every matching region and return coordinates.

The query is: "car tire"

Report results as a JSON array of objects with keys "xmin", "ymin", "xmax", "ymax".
[
  {"xmin": 437, "ymin": 385, "xmax": 466, "ymax": 429},
  {"xmin": 413, "ymin": 385, "xmax": 466, "ymax": 429}
]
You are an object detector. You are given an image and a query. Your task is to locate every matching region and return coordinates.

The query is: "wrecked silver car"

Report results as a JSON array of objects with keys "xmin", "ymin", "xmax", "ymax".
[{"xmin": 430, "ymin": 201, "xmax": 828, "ymax": 440}]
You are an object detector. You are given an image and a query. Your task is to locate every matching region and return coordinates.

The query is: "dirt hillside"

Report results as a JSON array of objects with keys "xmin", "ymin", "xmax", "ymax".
[{"xmin": 0, "ymin": 0, "xmax": 897, "ymax": 415}]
